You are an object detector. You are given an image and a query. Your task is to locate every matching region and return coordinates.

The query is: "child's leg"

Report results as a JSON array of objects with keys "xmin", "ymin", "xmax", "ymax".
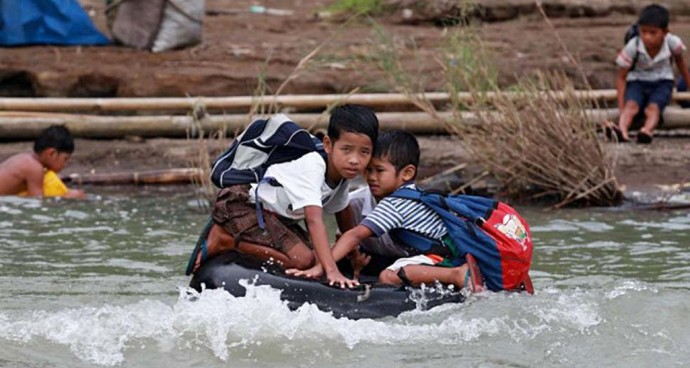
[
  {"xmin": 212, "ymin": 185, "xmax": 315, "ymax": 270},
  {"xmin": 618, "ymin": 80, "xmax": 644, "ymax": 141},
  {"xmin": 641, "ymin": 103, "xmax": 660, "ymax": 135},
  {"xmin": 641, "ymin": 80, "xmax": 675, "ymax": 137},
  {"xmin": 618, "ymin": 100, "xmax": 640, "ymax": 141},
  {"xmin": 380, "ymin": 264, "xmax": 469, "ymax": 289},
  {"xmin": 195, "ymin": 223, "xmax": 300, "ymax": 271},
  {"xmin": 232, "ymin": 214, "xmax": 315, "ymax": 269}
]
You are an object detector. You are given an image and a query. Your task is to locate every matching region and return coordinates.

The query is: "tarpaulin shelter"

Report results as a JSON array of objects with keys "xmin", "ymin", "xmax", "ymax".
[{"xmin": 0, "ymin": 0, "xmax": 110, "ymax": 46}]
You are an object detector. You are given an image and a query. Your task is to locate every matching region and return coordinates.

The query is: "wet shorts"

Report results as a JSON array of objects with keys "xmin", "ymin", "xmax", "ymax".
[
  {"xmin": 385, "ymin": 254, "xmax": 445, "ymax": 271},
  {"xmin": 625, "ymin": 79, "xmax": 675, "ymax": 114},
  {"xmin": 212, "ymin": 185, "xmax": 310, "ymax": 252},
  {"xmin": 385, "ymin": 235, "xmax": 461, "ymax": 271}
]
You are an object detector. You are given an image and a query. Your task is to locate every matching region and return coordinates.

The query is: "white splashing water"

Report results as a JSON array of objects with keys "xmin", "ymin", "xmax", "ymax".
[{"xmin": 0, "ymin": 280, "xmax": 611, "ymax": 367}]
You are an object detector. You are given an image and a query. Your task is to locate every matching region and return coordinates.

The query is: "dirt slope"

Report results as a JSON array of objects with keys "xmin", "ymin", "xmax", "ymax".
[{"xmin": 1, "ymin": 0, "xmax": 689, "ymax": 197}]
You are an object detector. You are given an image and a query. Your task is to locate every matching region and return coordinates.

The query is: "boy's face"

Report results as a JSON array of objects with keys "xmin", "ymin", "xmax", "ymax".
[
  {"xmin": 639, "ymin": 25, "xmax": 668, "ymax": 51},
  {"xmin": 39, "ymin": 148, "xmax": 71, "ymax": 173},
  {"xmin": 365, "ymin": 156, "xmax": 416, "ymax": 199},
  {"xmin": 323, "ymin": 132, "xmax": 373, "ymax": 181}
]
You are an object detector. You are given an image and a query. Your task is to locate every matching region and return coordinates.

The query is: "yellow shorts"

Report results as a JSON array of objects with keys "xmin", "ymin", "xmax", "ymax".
[{"xmin": 19, "ymin": 170, "xmax": 69, "ymax": 197}]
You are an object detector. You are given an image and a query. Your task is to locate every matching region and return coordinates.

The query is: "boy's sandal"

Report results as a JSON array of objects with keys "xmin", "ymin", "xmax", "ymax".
[
  {"xmin": 464, "ymin": 253, "xmax": 485, "ymax": 293},
  {"xmin": 636, "ymin": 131, "xmax": 653, "ymax": 144},
  {"xmin": 514, "ymin": 274, "xmax": 535, "ymax": 295}
]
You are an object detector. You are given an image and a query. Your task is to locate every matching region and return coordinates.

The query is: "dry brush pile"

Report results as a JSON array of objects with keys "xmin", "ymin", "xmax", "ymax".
[{"xmin": 365, "ymin": 12, "xmax": 623, "ymax": 207}]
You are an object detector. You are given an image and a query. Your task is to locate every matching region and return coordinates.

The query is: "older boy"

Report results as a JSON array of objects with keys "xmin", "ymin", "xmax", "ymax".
[
  {"xmin": 613, "ymin": 4, "xmax": 690, "ymax": 143},
  {"xmin": 200, "ymin": 105, "xmax": 379, "ymax": 288},
  {"xmin": 0, "ymin": 125, "xmax": 85, "ymax": 198}
]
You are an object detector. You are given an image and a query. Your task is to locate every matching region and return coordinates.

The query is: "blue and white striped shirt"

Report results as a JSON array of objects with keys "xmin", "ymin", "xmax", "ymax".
[{"xmin": 361, "ymin": 184, "xmax": 447, "ymax": 240}]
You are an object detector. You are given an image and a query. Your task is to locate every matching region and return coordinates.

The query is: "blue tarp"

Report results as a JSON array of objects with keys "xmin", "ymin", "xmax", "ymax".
[{"xmin": 0, "ymin": 0, "xmax": 110, "ymax": 46}]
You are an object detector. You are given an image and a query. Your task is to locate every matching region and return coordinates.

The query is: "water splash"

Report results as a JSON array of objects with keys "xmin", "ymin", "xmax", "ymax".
[{"xmin": 0, "ymin": 280, "xmax": 618, "ymax": 366}]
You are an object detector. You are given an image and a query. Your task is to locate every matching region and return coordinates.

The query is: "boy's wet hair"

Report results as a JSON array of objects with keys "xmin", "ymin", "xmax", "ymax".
[
  {"xmin": 638, "ymin": 4, "xmax": 669, "ymax": 29},
  {"xmin": 34, "ymin": 125, "xmax": 75, "ymax": 154},
  {"xmin": 373, "ymin": 130, "xmax": 420, "ymax": 179},
  {"xmin": 327, "ymin": 104, "xmax": 379, "ymax": 146}
]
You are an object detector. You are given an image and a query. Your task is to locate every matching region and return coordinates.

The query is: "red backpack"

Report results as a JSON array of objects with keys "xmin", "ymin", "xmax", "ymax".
[{"xmin": 391, "ymin": 188, "xmax": 534, "ymax": 293}]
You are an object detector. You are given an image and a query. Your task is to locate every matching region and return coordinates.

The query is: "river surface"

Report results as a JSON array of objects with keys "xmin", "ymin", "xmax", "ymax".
[{"xmin": 0, "ymin": 186, "xmax": 688, "ymax": 367}]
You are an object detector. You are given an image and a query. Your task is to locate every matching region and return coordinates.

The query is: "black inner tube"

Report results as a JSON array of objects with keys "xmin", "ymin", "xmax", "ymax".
[{"xmin": 190, "ymin": 251, "xmax": 465, "ymax": 320}]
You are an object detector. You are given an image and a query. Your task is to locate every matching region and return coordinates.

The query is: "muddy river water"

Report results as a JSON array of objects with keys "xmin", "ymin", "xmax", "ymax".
[{"xmin": 1, "ymin": 186, "xmax": 688, "ymax": 367}]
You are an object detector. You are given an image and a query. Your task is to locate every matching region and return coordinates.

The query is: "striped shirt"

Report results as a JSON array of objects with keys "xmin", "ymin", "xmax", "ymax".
[{"xmin": 361, "ymin": 184, "xmax": 447, "ymax": 240}]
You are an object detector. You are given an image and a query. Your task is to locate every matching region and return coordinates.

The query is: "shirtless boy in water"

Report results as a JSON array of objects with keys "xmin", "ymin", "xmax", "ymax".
[{"xmin": 0, "ymin": 125, "xmax": 85, "ymax": 198}]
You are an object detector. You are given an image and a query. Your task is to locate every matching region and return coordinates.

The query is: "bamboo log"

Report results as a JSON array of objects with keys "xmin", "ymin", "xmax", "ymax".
[
  {"xmin": 1, "ymin": 91, "xmax": 689, "ymax": 112},
  {"xmin": 0, "ymin": 112, "xmax": 452, "ymax": 139},
  {"xmin": 63, "ymin": 168, "xmax": 203, "ymax": 185},
  {"xmin": 0, "ymin": 109, "xmax": 630, "ymax": 139}
]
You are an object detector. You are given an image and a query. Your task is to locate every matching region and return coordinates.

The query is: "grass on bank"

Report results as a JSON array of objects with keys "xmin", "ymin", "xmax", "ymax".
[
  {"xmin": 324, "ymin": 0, "xmax": 384, "ymax": 16},
  {"xmin": 362, "ymin": 5, "xmax": 622, "ymax": 207}
]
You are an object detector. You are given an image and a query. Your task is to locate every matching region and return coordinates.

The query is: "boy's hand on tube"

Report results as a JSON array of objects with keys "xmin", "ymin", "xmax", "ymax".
[{"xmin": 325, "ymin": 269, "xmax": 359, "ymax": 289}]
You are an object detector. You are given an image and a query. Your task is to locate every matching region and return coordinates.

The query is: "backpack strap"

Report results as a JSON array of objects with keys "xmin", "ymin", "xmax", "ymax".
[
  {"xmin": 254, "ymin": 175, "xmax": 281, "ymax": 230},
  {"xmin": 629, "ymin": 35, "xmax": 675, "ymax": 71},
  {"xmin": 630, "ymin": 36, "xmax": 640, "ymax": 71},
  {"xmin": 387, "ymin": 188, "xmax": 451, "ymax": 256}
]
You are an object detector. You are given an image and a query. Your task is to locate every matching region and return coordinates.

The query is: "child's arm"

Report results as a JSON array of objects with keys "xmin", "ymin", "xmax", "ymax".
[
  {"xmin": 616, "ymin": 68, "xmax": 628, "ymax": 112},
  {"xmin": 674, "ymin": 54, "xmax": 690, "ymax": 94},
  {"xmin": 335, "ymin": 204, "xmax": 356, "ymax": 233},
  {"xmin": 303, "ymin": 205, "xmax": 358, "ymax": 288},
  {"xmin": 329, "ymin": 224, "xmax": 374, "ymax": 262},
  {"xmin": 614, "ymin": 41, "xmax": 636, "ymax": 112},
  {"xmin": 21, "ymin": 158, "xmax": 45, "ymax": 197},
  {"xmin": 335, "ymin": 204, "xmax": 370, "ymax": 276},
  {"xmin": 286, "ymin": 224, "xmax": 373, "ymax": 280},
  {"xmin": 64, "ymin": 189, "xmax": 86, "ymax": 199}
]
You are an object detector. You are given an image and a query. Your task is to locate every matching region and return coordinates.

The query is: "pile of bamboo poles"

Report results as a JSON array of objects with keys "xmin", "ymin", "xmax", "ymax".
[
  {"xmin": 0, "ymin": 90, "xmax": 689, "ymax": 112},
  {"xmin": 1, "ymin": 91, "xmax": 690, "ymax": 139}
]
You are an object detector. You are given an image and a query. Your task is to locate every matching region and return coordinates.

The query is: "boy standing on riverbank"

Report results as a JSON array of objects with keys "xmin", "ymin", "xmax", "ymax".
[
  {"xmin": 0, "ymin": 125, "xmax": 85, "ymax": 198},
  {"xmin": 612, "ymin": 4, "xmax": 690, "ymax": 143}
]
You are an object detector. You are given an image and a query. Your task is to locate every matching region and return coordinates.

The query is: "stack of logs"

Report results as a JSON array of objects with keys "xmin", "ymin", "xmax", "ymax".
[
  {"xmin": 2, "ymin": 91, "xmax": 689, "ymax": 185},
  {"xmin": 1, "ymin": 90, "xmax": 690, "ymax": 139}
]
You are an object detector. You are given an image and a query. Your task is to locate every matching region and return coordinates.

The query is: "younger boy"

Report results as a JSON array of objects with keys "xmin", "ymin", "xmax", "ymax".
[
  {"xmin": 288, "ymin": 130, "xmax": 483, "ymax": 292},
  {"xmin": 0, "ymin": 125, "xmax": 85, "ymax": 198},
  {"xmin": 613, "ymin": 4, "xmax": 690, "ymax": 143},
  {"xmin": 208, "ymin": 104, "xmax": 379, "ymax": 288}
]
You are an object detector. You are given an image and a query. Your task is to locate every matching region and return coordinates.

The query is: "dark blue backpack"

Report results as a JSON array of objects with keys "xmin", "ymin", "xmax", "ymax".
[
  {"xmin": 210, "ymin": 114, "xmax": 324, "ymax": 188},
  {"xmin": 391, "ymin": 188, "xmax": 533, "ymax": 292}
]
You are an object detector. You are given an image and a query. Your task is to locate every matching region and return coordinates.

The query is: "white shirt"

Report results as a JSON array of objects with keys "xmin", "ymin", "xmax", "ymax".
[
  {"xmin": 248, "ymin": 152, "xmax": 350, "ymax": 219},
  {"xmin": 616, "ymin": 33, "xmax": 686, "ymax": 82}
]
